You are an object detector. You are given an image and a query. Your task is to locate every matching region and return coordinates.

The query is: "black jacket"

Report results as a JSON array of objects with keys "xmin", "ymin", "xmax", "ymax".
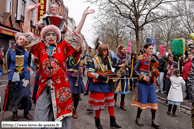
[
  {"xmin": 188, "ymin": 58, "xmax": 194, "ymax": 102},
  {"xmin": 158, "ymin": 59, "xmax": 165, "ymax": 72},
  {"xmin": 164, "ymin": 61, "xmax": 178, "ymax": 74}
]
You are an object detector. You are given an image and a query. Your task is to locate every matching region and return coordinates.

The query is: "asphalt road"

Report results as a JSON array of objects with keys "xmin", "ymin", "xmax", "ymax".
[{"xmin": 0, "ymin": 73, "xmax": 192, "ymax": 129}]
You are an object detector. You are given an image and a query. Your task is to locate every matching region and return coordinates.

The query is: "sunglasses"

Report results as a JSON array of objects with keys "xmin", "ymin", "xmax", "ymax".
[
  {"xmin": 46, "ymin": 32, "xmax": 56, "ymax": 36},
  {"xmin": 50, "ymin": 6, "xmax": 58, "ymax": 9}
]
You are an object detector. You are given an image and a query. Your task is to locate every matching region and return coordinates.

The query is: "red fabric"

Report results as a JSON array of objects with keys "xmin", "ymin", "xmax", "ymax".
[
  {"xmin": 108, "ymin": 106, "xmax": 114, "ymax": 117},
  {"xmin": 182, "ymin": 59, "xmax": 192, "ymax": 80},
  {"xmin": 72, "ymin": 49, "xmax": 82, "ymax": 62},
  {"xmin": 139, "ymin": 54, "xmax": 155, "ymax": 71},
  {"xmin": 139, "ymin": 59, "xmax": 148, "ymax": 71},
  {"xmin": 30, "ymin": 40, "xmax": 77, "ymax": 120},
  {"xmin": 88, "ymin": 92, "xmax": 114, "ymax": 110},
  {"xmin": 138, "ymin": 54, "xmax": 155, "ymax": 81},
  {"xmin": 49, "ymin": 16, "xmax": 63, "ymax": 27},
  {"xmin": 31, "ymin": 71, "xmax": 39, "ymax": 101},
  {"xmin": 2, "ymin": 85, "xmax": 10, "ymax": 119},
  {"xmin": 95, "ymin": 110, "xmax": 101, "ymax": 118},
  {"xmin": 88, "ymin": 72, "xmax": 95, "ymax": 78}
]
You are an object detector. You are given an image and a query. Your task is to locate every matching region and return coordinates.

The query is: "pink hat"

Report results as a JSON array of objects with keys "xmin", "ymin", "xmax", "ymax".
[
  {"xmin": 15, "ymin": 32, "xmax": 25, "ymax": 40},
  {"xmin": 41, "ymin": 25, "xmax": 61, "ymax": 43}
]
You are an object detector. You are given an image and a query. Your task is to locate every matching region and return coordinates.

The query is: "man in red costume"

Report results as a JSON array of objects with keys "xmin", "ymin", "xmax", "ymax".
[{"xmin": 23, "ymin": 3, "xmax": 95, "ymax": 129}]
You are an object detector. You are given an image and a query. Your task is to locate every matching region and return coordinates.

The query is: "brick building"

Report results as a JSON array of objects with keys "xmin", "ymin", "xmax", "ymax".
[
  {"xmin": 0, "ymin": 0, "xmax": 69, "ymax": 53},
  {"xmin": 0, "ymin": 0, "xmax": 88, "ymax": 53},
  {"xmin": 0, "ymin": 0, "xmax": 41, "ymax": 53}
]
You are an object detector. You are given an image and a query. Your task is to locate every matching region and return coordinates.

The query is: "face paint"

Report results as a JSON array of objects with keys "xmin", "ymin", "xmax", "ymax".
[{"xmin": 45, "ymin": 31, "xmax": 57, "ymax": 43}]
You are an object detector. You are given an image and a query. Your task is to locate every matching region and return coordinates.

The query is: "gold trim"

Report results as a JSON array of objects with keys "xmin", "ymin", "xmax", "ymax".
[
  {"xmin": 137, "ymin": 55, "xmax": 143, "ymax": 60},
  {"xmin": 67, "ymin": 69, "xmax": 78, "ymax": 72},
  {"xmin": 3, "ymin": 49, "xmax": 9, "ymax": 72}
]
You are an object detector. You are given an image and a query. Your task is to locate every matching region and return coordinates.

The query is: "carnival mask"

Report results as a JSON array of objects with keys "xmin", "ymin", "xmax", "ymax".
[{"xmin": 45, "ymin": 31, "xmax": 57, "ymax": 43}]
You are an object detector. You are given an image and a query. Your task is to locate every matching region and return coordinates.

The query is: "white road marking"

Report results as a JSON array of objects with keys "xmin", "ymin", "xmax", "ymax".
[{"xmin": 0, "ymin": 84, "xmax": 6, "ymax": 87}]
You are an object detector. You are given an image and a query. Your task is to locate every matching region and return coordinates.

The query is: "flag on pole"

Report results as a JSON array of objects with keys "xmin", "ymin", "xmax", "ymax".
[
  {"xmin": 146, "ymin": 38, "xmax": 157, "ymax": 54},
  {"xmin": 159, "ymin": 45, "xmax": 166, "ymax": 57},
  {"xmin": 125, "ymin": 41, "xmax": 128, "ymax": 47},
  {"xmin": 127, "ymin": 40, "xmax": 131, "ymax": 54}
]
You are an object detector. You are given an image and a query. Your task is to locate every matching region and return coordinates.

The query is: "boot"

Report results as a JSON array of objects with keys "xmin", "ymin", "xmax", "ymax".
[
  {"xmin": 120, "ymin": 101, "xmax": 127, "ymax": 110},
  {"xmin": 135, "ymin": 117, "xmax": 144, "ymax": 126},
  {"xmin": 79, "ymin": 95, "xmax": 82, "ymax": 100},
  {"xmin": 84, "ymin": 91, "xmax": 89, "ymax": 96},
  {"xmin": 110, "ymin": 116, "xmax": 122, "ymax": 128},
  {"xmin": 73, "ymin": 108, "xmax": 78, "ymax": 118},
  {"xmin": 151, "ymin": 119, "xmax": 160, "ymax": 128},
  {"xmin": 87, "ymin": 107, "xmax": 93, "ymax": 112},
  {"xmin": 172, "ymin": 106, "xmax": 177, "ymax": 117},
  {"xmin": 94, "ymin": 117, "xmax": 103, "ymax": 129},
  {"xmin": 24, "ymin": 114, "xmax": 33, "ymax": 120},
  {"xmin": 12, "ymin": 113, "xmax": 18, "ymax": 121}
]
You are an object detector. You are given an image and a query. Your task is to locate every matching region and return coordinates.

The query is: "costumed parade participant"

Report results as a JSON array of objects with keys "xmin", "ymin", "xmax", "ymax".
[
  {"xmin": 80, "ymin": 47, "xmax": 87, "ymax": 76},
  {"xmin": 113, "ymin": 44, "xmax": 131, "ymax": 110},
  {"xmin": 67, "ymin": 48, "xmax": 85, "ymax": 118},
  {"xmin": 87, "ymin": 44, "xmax": 122, "ymax": 129},
  {"xmin": 38, "ymin": 3, "xmax": 67, "ymax": 32},
  {"xmin": 84, "ymin": 46, "xmax": 95, "ymax": 96},
  {"xmin": 187, "ymin": 46, "xmax": 194, "ymax": 129},
  {"xmin": 156, "ymin": 54, "xmax": 165, "ymax": 93},
  {"xmin": 3, "ymin": 32, "xmax": 32, "ymax": 121},
  {"xmin": 131, "ymin": 43, "xmax": 160, "ymax": 128},
  {"xmin": 129, "ymin": 52, "xmax": 138, "ymax": 91},
  {"xmin": 0, "ymin": 45, "xmax": 4, "ymax": 79},
  {"xmin": 23, "ymin": 3, "xmax": 95, "ymax": 129},
  {"xmin": 32, "ymin": 56, "xmax": 39, "ymax": 103},
  {"xmin": 164, "ymin": 54, "xmax": 178, "ymax": 96}
]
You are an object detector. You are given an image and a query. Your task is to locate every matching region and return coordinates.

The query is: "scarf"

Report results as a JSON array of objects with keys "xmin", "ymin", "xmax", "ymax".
[
  {"xmin": 166, "ymin": 61, "xmax": 174, "ymax": 78},
  {"xmin": 100, "ymin": 55, "xmax": 111, "ymax": 70},
  {"xmin": 118, "ymin": 52, "xmax": 126, "ymax": 59},
  {"xmin": 14, "ymin": 44, "xmax": 24, "ymax": 55},
  {"xmin": 118, "ymin": 52, "xmax": 126, "ymax": 63}
]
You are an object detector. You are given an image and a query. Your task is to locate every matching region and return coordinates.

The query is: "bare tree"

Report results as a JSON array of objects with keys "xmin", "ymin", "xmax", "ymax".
[
  {"xmin": 172, "ymin": 0, "xmax": 194, "ymax": 40},
  {"xmin": 86, "ymin": 0, "xmax": 179, "ymax": 52},
  {"xmin": 152, "ymin": 18, "xmax": 179, "ymax": 48},
  {"xmin": 92, "ymin": 9, "xmax": 131, "ymax": 49}
]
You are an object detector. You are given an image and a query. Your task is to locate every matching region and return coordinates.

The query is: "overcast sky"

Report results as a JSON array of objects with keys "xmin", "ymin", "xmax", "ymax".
[{"xmin": 63, "ymin": 0, "xmax": 98, "ymax": 48}]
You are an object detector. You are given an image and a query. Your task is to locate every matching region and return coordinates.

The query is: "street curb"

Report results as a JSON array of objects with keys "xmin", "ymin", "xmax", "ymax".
[{"xmin": 157, "ymin": 95, "xmax": 191, "ymax": 115}]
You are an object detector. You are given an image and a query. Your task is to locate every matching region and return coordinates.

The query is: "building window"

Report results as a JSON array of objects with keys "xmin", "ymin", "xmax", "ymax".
[
  {"xmin": 30, "ymin": 0, "xmax": 35, "ymax": 25},
  {"xmin": 21, "ymin": 0, "xmax": 26, "ymax": 16},
  {"xmin": 9, "ymin": 40, "xmax": 15, "ymax": 48},
  {"xmin": 6, "ymin": 0, "xmax": 12, "ymax": 14}
]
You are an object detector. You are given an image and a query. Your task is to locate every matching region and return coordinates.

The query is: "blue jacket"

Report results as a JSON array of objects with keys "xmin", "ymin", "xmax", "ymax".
[
  {"xmin": 113, "ymin": 53, "xmax": 131, "ymax": 76},
  {"xmin": 88, "ymin": 60, "xmax": 111, "ymax": 94},
  {"xmin": 7, "ymin": 48, "xmax": 30, "ymax": 80}
]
